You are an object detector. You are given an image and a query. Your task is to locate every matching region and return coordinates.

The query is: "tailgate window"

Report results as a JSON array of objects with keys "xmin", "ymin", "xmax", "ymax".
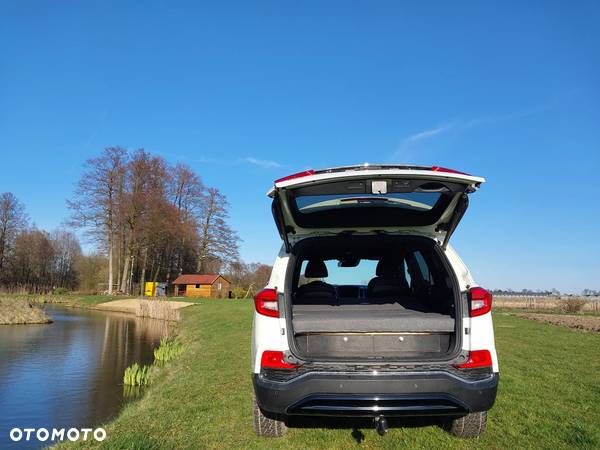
[
  {"xmin": 296, "ymin": 192, "xmax": 442, "ymax": 214},
  {"xmin": 286, "ymin": 178, "xmax": 463, "ymax": 228}
]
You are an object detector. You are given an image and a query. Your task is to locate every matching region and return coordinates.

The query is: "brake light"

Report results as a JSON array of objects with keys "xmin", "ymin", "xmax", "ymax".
[
  {"xmin": 260, "ymin": 350, "xmax": 299, "ymax": 369},
  {"xmin": 469, "ymin": 287, "xmax": 492, "ymax": 317},
  {"xmin": 454, "ymin": 350, "xmax": 493, "ymax": 369},
  {"xmin": 254, "ymin": 288, "xmax": 279, "ymax": 317},
  {"xmin": 274, "ymin": 170, "xmax": 315, "ymax": 184},
  {"xmin": 431, "ymin": 166, "xmax": 470, "ymax": 176}
]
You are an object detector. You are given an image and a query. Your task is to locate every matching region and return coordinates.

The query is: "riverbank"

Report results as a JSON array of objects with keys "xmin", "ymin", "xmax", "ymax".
[
  {"xmin": 55, "ymin": 302, "xmax": 600, "ymax": 450},
  {"xmin": 0, "ymin": 297, "xmax": 51, "ymax": 324},
  {"xmin": 0, "ymin": 294, "xmax": 195, "ymax": 321},
  {"xmin": 1, "ymin": 304, "xmax": 164, "ymax": 450}
]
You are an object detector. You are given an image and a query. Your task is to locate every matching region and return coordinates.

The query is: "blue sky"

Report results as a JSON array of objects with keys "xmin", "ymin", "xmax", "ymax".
[{"xmin": 1, "ymin": 1, "xmax": 599, "ymax": 293}]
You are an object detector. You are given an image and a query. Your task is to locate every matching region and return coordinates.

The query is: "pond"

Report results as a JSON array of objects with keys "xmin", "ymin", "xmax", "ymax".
[{"xmin": 0, "ymin": 305, "xmax": 168, "ymax": 449}]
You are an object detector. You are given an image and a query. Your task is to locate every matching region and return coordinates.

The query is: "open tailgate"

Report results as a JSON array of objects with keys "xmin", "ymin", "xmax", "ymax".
[{"xmin": 269, "ymin": 164, "xmax": 485, "ymax": 251}]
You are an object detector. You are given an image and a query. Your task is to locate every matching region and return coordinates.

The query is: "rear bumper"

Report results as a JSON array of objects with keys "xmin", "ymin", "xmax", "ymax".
[{"xmin": 253, "ymin": 370, "xmax": 498, "ymax": 418}]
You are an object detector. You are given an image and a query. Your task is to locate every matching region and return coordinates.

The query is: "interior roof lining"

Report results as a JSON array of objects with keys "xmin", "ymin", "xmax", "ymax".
[{"xmin": 292, "ymin": 235, "xmax": 437, "ymax": 259}]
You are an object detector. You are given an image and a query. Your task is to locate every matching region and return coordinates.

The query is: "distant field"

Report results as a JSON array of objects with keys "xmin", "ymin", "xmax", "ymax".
[
  {"xmin": 57, "ymin": 301, "xmax": 600, "ymax": 450},
  {"xmin": 517, "ymin": 312, "xmax": 600, "ymax": 332},
  {"xmin": 495, "ymin": 295, "xmax": 600, "ymax": 314}
]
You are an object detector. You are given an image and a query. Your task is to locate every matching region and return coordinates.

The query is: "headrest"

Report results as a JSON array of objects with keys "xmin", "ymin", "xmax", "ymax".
[
  {"xmin": 305, "ymin": 260, "xmax": 328, "ymax": 278},
  {"xmin": 375, "ymin": 258, "xmax": 403, "ymax": 278}
]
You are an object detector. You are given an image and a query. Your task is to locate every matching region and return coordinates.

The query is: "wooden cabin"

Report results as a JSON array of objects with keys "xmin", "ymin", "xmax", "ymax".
[{"xmin": 172, "ymin": 274, "xmax": 230, "ymax": 298}]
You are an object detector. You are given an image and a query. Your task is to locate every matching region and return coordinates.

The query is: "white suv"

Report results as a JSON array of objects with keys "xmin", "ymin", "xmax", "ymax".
[{"xmin": 251, "ymin": 164, "xmax": 498, "ymax": 438}]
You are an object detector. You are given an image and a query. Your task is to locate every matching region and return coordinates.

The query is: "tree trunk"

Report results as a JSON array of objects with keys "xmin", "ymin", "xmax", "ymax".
[
  {"xmin": 120, "ymin": 253, "xmax": 131, "ymax": 293},
  {"xmin": 115, "ymin": 237, "xmax": 122, "ymax": 290},
  {"xmin": 152, "ymin": 253, "xmax": 161, "ymax": 282},
  {"xmin": 128, "ymin": 254, "xmax": 135, "ymax": 295},
  {"xmin": 139, "ymin": 248, "xmax": 148, "ymax": 297},
  {"xmin": 107, "ymin": 235, "xmax": 113, "ymax": 295},
  {"xmin": 120, "ymin": 248, "xmax": 130, "ymax": 293}
]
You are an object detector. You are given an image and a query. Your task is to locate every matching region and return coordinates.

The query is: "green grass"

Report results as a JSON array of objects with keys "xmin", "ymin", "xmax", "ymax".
[
  {"xmin": 59, "ymin": 302, "xmax": 599, "ymax": 450},
  {"xmin": 0, "ymin": 293, "xmax": 130, "ymax": 307}
]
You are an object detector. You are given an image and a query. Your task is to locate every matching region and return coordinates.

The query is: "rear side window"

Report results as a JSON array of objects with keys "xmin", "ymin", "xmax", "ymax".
[
  {"xmin": 298, "ymin": 259, "xmax": 377, "ymax": 286},
  {"xmin": 413, "ymin": 251, "xmax": 431, "ymax": 283}
]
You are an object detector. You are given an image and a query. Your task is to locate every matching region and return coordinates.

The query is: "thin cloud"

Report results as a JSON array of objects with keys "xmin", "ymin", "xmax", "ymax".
[
  {"xmin": 394, "ymin": 101, "xmax": 554, "ymax": 161},
  {"xmin": 241, "ymin": 156, "xmax": 282, "ymax": 169},
  {"xmin": 154, "ymin": 151, "xmax": 284, "ymax": 169},
  {"xmin": 401, "ymin": 124, "xmax": 454, "ymax": 145}
]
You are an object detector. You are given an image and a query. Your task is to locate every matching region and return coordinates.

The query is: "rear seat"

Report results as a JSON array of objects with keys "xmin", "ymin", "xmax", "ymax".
[{"xmin": 294, "ymin": 260, "xmax": 337, "ymax": 305}]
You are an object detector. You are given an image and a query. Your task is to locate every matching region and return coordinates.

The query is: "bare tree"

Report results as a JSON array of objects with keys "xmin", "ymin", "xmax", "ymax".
[
  {"xmin": 67, "ymin": 147, "xmax": 127, "ymax": 294},
  {"xmin": 0, "ymin": 192, "xmax": 28, "ymax": 276},
  {"xmin": 10, "ymin": 229, "xmax": 55, "ymax": 292},
  {"xmin": 66, "ymin": 147, "xmax": 240, "ymax": 293},
  {"xmin": 226, "ymin": 261, "xmax": 272, "ymax": 297},
  {"xmin": 76, "ymin": 252, "xmax": 108, "ymax": 293},
  {"xmin": 170, "ymin": 163, "xmax": 205, "ymax": 219},
  {"xmin": 197, "ymin": 188, "xmax": 239, "ymax": 273},
  {"xmin": 51, "ymin": 229, "xmax": 82, "ymax": 289}
]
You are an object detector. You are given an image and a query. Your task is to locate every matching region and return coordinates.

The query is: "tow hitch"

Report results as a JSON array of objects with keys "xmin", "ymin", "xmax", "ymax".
[{"xmin": 374, "ymin": 416, "xmax": 388, "ymax": 436}]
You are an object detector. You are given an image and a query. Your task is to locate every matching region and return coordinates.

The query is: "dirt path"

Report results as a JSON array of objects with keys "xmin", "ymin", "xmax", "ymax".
[
  {"xmin": 95, "ymin": 298, "xmax": 194, "ymax": 314},
  {"xmin": 517, "ymin": 313, "xmax": 600, "ymax": 332}
]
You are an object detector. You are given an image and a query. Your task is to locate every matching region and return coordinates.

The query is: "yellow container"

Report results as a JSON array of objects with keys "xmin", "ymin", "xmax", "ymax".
[{"xmin": 144, "ymin": 282, "xmax": 157, "ymax": 297}]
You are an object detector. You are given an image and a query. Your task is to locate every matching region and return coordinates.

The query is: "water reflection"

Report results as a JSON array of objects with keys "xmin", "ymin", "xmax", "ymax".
[{"xmin": 0, "ymin": 305, "xmax": 168, "ymax": 449}]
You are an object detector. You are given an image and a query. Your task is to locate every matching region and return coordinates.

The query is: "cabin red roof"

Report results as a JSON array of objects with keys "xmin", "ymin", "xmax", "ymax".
[{"xmin": 172, "ymin": 274, "xmax": 227, "ymax": 285}]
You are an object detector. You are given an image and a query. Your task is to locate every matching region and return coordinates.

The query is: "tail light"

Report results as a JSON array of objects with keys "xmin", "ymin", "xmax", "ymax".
[
  {"xmin": 260, "ymin": 350, "xmax": 299, "ymax": 369},
  {"xmin": 469, "ymin": 287, "xmax": 492, "ymax": 317},
  {"xmin": 275, "ymin": 170, "xmax": 315, "ymax": 184},
  {"xmin": 254, "ymin": 288, "xmax": 279, "ymax": 317},
  {"xmin": 454, "ymin": 350, "xmax": 493, "ymax": 369}
]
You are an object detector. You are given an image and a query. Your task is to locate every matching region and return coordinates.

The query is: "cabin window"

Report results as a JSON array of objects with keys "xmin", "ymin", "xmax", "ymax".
[
  {"xmin": 217, "ymin": 283, "xmax": 222, "ymax": 290},
  {"xmin": 195, "ymin": 284, "xmax": 200, "ymax": 288}
]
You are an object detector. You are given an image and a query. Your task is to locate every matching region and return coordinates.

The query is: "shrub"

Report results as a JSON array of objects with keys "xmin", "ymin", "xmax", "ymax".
[
  {"xmin": 123, "ymin": 363, "xmax": 151, "ymax": 386},
  {"xmin": 558, "ymin": 298, "xmax": 586, "ymax": 313},
  {"xmin": 231, "ymin": 286, "xmax": 247, "ymax": 299},
  {"xmin": 52, "ymin": 287, "xmax": 69, "ymax": 295},
  {"xmin": 154, "ymin": 338, "xmax": 184, "ymax": 362}
]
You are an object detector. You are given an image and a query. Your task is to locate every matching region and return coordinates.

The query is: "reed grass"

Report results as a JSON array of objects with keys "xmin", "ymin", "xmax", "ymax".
[
  {"xmin": 153, "ymin": 338, "xmax": 184, "ymax": 362},
  {"xmin": 0, "ymin": 297, "xmax": 52, "ymax": 324},
  {"xmin": 136, "ymin": 300, "xmax": 181, "ymax": 321},
  {"xmin": 123, "ymin": 363, "xmax": 151, "ymax": 386}
]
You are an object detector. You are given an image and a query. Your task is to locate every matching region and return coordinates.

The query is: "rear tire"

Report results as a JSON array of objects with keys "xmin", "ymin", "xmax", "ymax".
[
  {"xmin": 444, "ymin": 411, "xmax": 487, "ymax": 438},
  {"xmin": 253, "ymin": 395, "xmax": 288, "ymax": 437}
]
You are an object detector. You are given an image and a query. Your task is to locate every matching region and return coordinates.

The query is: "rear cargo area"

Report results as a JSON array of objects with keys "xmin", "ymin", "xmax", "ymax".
[{"xmin": 288, "ymin": 236, "xmax": 460, "ymax": 360}]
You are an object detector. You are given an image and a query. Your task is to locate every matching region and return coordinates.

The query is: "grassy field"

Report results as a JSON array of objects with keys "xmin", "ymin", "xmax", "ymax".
[{"xmin": 59, "ymin": 300, "xmax": 599, "ymax": 450}]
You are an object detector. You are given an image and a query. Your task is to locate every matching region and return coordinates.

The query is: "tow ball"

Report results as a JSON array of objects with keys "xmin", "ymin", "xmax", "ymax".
[{"xmin": 374, "ymin": 415, "xmax": 389, "ymax": 436}]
